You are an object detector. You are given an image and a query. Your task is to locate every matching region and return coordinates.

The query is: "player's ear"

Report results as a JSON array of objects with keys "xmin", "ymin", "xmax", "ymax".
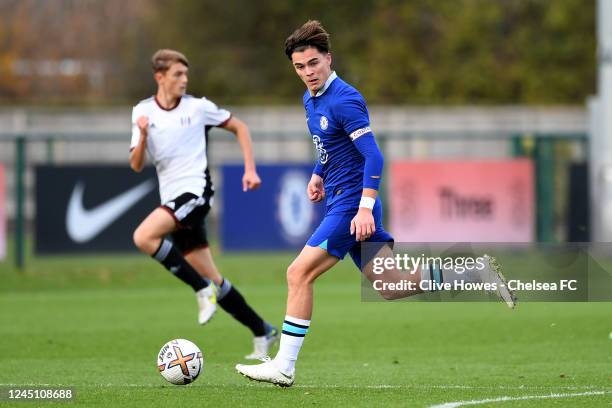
[{"xmin": 154, "ymin": 71, "xmax": 164, "ymax": 84}]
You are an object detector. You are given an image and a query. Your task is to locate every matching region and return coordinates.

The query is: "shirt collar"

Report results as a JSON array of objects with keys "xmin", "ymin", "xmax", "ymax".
[{"xmin": 314, "ymin": 71, "xmax": 337, "ymax": 97}]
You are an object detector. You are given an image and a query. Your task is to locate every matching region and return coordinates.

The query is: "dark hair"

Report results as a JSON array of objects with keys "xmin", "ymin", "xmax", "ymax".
[
  {"xmin": 284, "ymin": 20, "xmax": 331, "ymax": 60},
  {"xmin": 151, "ymin": 49, "xmax": 189, "ymax": 73}
]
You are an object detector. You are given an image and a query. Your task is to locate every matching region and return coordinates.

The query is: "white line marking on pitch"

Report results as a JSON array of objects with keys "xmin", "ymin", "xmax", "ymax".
[
  {"xmin": 429, "ymin": 390, "xmax": 610, "ymax": 408},
  {"xmin": 0, "ymin": 383, "xmax": 610, "ymax": 392}
]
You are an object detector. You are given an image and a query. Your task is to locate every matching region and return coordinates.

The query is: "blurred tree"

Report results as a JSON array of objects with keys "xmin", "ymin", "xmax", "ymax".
[
  {"xmin": 0, "ymin": 0, "xmax": 596, "ymax": 105},
  {"xmin": 144, "ymin": 0, "xmax": 374, "ymax": 104},
  {"xmin": 357, "ymin": 0, "xmax": 595, "ymax": 104},
  {"xmin": 0, "ymin": 0, "xmax": 154, "ymax": 104}
]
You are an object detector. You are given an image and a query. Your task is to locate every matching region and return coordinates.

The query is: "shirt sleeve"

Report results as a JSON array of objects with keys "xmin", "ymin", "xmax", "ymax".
[
  {"xmin": 130, "ymin": 105, "xmax": 141, "ymax": 151},
  {"xmin": 335, "ymin": 94, "xmax": 372, "ymax": 140},
  {"xmin": 201, "ymin": 97, "xmax": 232, "ymax": 127},
  {"xmin": 336, "ymin": 93, "xmax": 382, "ymax": 190}
]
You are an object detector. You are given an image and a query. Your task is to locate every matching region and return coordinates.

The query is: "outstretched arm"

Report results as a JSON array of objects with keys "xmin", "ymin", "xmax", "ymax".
[{"xmin": 220, "ymin": 116, "xmax": 261, "ymax": 191}]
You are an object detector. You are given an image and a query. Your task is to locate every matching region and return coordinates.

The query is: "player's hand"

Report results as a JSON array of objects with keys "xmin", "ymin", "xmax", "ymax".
[
  {"xmin": 307, "ymin": 174, "xmax": 325, "ymax": 202},
  {"xmin": 137, "ymin": 116, "xmax": 149, "ymax": 135},
  {"xmin": 350, "ymin": 208, "xmax": 375, "ymax": 241},
  {"xmin": 242, "ymin": 170, "xmax": 261, "ymax": 192}
]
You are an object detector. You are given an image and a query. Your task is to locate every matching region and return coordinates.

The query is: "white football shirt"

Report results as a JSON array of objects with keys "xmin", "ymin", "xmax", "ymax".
[{"xmin": 130, "ymin": 95, "xmax": 231, "ymax": 204}]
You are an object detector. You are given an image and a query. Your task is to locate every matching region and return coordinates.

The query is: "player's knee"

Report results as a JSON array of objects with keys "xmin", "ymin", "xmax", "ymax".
[
  {"xmin": 132, "ymin": 227, "xmax": 150, "ymax": 253},
  {"xmin": 286, "ymin": 263, "xmax": 312, "ymax": 287},
  {"xmin": 286, "ymin": 263, "xmax": 300, "ymax": 287}
]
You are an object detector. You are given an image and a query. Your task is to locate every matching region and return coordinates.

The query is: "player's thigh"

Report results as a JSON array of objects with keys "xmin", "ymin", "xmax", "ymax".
[
  {"xmin": 358, "ymin": 243, "xmax": 395, "ymax": 284},
  {"xmin": 172, "ymin": 221, "xmax": 209, "ymax": 254},
  {"xmin": 288, "ymin": 245, "xmax": 340, "ymax": 285},
  {"xmin": 307, "ymin": 212, "xmax": 356, "ymax": 260},
  {"xmin": 349, "ymin": 229, "xmax": 393, "ymax": 267},
  {"xmin": 165, "ymin": 192, "xmax": 211, "ymax": 227},
  {"xmin": 134, "ymin": 207, "xmax": 176, "ymax": 241},
  {"xmin": 348, "ymin": 201, "xmax": 393, "ymax": 270},
  {"xmin": 170, "ymin": 191, "xmax": 211, "ymax": 252}
]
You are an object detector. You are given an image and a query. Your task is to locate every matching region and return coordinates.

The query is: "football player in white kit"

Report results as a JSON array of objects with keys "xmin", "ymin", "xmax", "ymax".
[{"xmin": 130, "ymin": 49, "xmax": 278, "ymax": 360}]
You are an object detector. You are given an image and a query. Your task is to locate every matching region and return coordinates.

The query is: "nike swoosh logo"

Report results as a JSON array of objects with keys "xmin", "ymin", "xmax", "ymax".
[{"xmin": 66, "ymin": 179, "xmax": 155, "ymax": 243}]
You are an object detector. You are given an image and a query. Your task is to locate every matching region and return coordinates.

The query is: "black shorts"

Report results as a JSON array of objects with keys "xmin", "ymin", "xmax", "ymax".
[{"xmin": 161, "ymin": 191, "xmax": 213, "ymax": 254}]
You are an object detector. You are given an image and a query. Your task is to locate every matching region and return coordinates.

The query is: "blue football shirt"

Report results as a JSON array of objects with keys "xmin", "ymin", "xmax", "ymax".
[{"xmin": 304, "ymin": 72, "xmax": 374, "ymax": 213}]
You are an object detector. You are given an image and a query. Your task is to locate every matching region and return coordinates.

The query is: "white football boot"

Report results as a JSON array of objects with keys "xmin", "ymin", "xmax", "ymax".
[
  {"xmin": 236, "ymin": 357, "xmax": 295, "ymax": 387},
  {"xmin": 196, "ymin": 284, "xmax": 217, "ymax": 325},
  {"xmin": 478, "ymin": 254, "xmax": 517, "ymax": 308},
  {"xmin": 245, "ymin": 326, "xmax": 280, "ymax": 360}
]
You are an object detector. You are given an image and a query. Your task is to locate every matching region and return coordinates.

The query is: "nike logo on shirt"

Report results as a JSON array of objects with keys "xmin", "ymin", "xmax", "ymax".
[{"xmin": 66, "ymin": 179, "xmax": 155, "ymax": 243}]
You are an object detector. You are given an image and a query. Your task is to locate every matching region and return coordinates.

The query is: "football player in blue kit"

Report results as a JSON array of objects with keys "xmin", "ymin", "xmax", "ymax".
[{"xmin": 236, "ymin": 20, "xmax": 515, "ymax": 386}]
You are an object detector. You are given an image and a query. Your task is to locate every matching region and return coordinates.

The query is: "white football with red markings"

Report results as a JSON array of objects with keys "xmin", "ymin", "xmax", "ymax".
[{"xmin": 157, "ymin": 339, "xmax": 203, "ymax": 385}]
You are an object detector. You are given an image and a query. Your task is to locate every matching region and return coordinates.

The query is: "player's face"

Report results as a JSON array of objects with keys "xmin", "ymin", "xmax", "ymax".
[
  {"xmin": 291, "ymin": 47, "xmax": 332, "ymax": 94},
  {"xmin": 157, "ymin": 62, "xmax": 188, "ymax": 98}
]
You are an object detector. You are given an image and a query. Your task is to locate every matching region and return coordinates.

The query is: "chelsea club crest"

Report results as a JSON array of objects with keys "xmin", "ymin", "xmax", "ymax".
[
  {"xmin": 278, "ymin": 171, "xmax": 314, "ymax": 243},
  {"xmin": 320, "ymin": 116, "xmax": 328, "ymax": 130}
]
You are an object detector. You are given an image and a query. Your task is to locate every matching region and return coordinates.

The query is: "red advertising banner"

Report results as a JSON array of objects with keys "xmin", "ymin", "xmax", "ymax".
[
  {"xmin": 389, "ymin": 159, "xmax": 534, "ymax": 242},
  {"xmin": 0, "ymin": 164, "xmax": 5, "ymax": 259}
]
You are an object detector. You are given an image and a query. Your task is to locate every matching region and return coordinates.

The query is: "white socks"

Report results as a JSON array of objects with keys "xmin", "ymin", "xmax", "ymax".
[{"xmin": 273, "ymin": 315, "xmax": 310, "ymax": 374}]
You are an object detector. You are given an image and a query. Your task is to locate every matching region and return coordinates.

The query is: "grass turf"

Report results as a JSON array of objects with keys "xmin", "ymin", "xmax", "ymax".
[{"xmin": 0, "ymin": 247, "xmax": 610, "ymax": 407}]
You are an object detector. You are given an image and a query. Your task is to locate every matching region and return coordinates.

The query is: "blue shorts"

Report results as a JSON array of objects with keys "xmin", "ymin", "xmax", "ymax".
[{"xmin": 306, "ymin": 197, "xmax": 394, "ymax": 269}]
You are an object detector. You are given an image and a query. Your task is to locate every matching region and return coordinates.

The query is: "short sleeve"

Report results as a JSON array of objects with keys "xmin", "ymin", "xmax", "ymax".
[
  {"xmin": 202, "ymin": 97, "xmax": 232, "ymax": 127},
  {"xmin": 335, "ymin": 94, "xmax": 371, "ymax": 140}
]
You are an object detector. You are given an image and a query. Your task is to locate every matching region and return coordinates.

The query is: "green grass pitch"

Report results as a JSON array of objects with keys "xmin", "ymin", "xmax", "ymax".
[{"xmin": 0, "ymin": 247, "xmax": 610, "ymax": 407}]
